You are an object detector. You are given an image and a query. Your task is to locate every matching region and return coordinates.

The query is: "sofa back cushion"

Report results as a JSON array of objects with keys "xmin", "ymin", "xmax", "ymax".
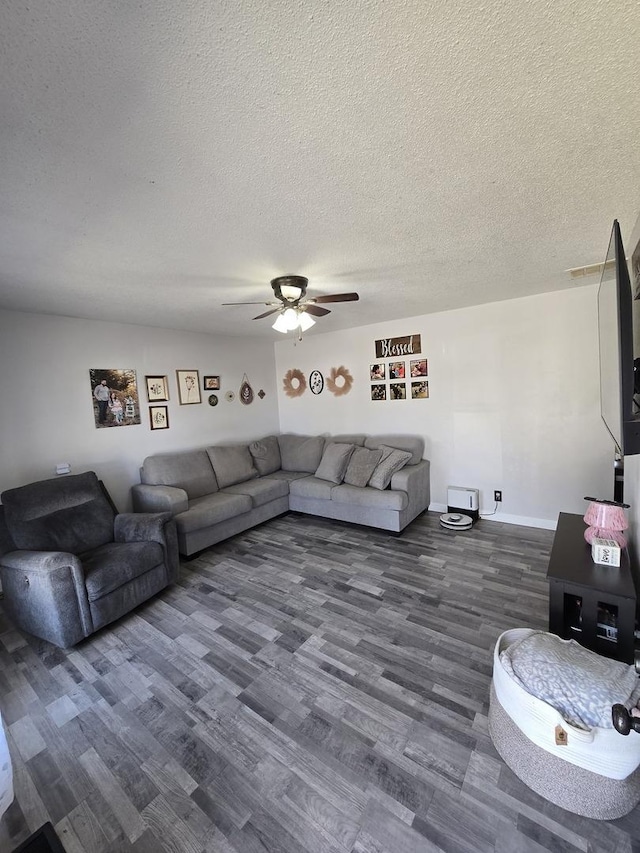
[
  {"xmin": 141, "ymin": 450, "xmax": 218, "ymax": 499},
  {"xmin": 314, "ymin": 443, "xmax": 355, "ymax": 484},
  {"xmin": 364, "ymin": 434, "xmax": 423, "ymax": 465},
  {"xmin": 343, "ymin": 447, "xmax": 383, "ymax": 487},
  {"xmin": 278, "ymin": 434, "xmax": 325, "ymax": 473},
  {"xmin": 249, "ymin": 435, "xmax": 282, "ymax": 476},
  {"xmin": 207, "ymin": 445, "xmax": 258, "ymax": 489},
  {"xmin": 328, "ymin": 434, "xmax": 366, "ymax": 447},
  {"xmin": 2, "ymin": 471, "xmax": 115, "ymax": 554}
]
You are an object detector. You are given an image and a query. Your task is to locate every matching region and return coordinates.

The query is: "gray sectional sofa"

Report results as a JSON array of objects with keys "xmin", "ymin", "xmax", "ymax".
[{"xmin": 132, "ymin": 433, "xmax": 430, "ymax": 556}]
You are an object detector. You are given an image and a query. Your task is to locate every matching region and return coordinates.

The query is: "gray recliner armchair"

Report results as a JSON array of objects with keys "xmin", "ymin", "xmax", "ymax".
[{"xmin": 0, "ymin": 471, "xmax": 179, "ymax": 648}]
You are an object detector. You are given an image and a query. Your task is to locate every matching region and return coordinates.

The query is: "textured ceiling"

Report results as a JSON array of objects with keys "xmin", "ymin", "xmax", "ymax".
[{"xmin": 2, "ymin": 0, "xmax": 640, "ymax": 337}]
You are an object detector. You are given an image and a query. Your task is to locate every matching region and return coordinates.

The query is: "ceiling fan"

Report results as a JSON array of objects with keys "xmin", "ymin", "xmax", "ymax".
[{"xmin": 222, "ymin": 275, "xmax": 359, "ymax": 334}]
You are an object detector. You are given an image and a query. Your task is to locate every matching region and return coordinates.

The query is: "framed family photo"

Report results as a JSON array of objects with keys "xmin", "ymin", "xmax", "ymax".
[
  {"xmin": 176, "ymin": 370, "xmax": 201, "ymax": 405},
  {"xmin": 145, "ymin": 375, "xmax": 169, "ymax": 402},
  {"xmin": 89, "ymin": 368, "xmax": 141, "ymax": 429},
  {"xmin": 203, "ymin": 375, "xmax": 220, "ymax": 390},
  {"xmin": 149, "ymin": 405, "xmax": 169, "ymax": 430}
]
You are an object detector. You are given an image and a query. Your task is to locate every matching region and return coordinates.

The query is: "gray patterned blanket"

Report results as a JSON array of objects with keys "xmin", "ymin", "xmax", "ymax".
[{"xmin": 500, "ymin": 631, "xmax": 640, "ymax": 730}]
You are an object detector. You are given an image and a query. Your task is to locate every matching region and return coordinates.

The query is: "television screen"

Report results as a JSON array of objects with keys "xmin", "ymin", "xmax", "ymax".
[
  {"xmin": 597, "ymin": 220, "xmax": 640, "ymax": 457},
  {"xmin": 598, "ymin": 228, "xmax": 621, "ymax": 449}
]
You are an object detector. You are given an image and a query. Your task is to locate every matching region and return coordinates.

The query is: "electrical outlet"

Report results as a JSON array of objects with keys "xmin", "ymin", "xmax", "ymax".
[{"xmin": 494, "ymin": 490, "xmax": 502, "ymax": 503}]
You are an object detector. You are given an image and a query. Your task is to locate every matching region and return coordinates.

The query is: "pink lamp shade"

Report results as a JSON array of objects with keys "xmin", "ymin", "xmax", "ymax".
[{"xmin": 583, "ymin": 500, "xmax": 628, "ymax": 547}]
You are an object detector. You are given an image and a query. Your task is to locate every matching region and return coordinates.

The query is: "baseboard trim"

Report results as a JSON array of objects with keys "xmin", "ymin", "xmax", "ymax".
[{"xmin": 428, "ymin": 503, "xmax": 557, "ymax": 531}]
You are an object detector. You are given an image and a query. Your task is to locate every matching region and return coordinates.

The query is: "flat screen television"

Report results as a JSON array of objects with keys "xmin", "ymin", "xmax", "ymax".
[{"xmin": 597, "ymin": 219, "xmax": 640, "ymax": 457}]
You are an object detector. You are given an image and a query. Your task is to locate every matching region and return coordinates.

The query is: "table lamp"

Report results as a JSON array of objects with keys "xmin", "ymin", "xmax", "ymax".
[{"xmin": 583, "ymin": 496, "xmax": 629, "ymax": 547}]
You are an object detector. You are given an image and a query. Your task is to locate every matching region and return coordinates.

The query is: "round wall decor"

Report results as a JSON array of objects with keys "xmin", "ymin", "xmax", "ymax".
[
  {"xmin": 225, "ymin": 391, "xmax": 235, "ymax": 402},
  {"xmin": 208, "ymin": 394, "xmax": 218, "ymax": 406},
  {"xmin": 309, "ymin": 370, "xmax": 324, "ymax": 395},
  {"xmin": 283, "ymin": 368, "xmax": 307, "ymax": 397},
  {"xmin": 326, "ymin": 365, "xmax": 353, "ymax": 396}
]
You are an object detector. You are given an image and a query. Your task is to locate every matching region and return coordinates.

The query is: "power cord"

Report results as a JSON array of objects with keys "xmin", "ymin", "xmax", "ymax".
[{"xmin": 480, "ymin": 501, "xmax": 499, "ymax": 518}]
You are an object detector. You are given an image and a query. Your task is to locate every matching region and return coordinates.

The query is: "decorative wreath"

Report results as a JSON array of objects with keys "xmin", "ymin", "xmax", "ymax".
[
  {"xmin": 283, "ymin": 368, "xmax": 307, "ymax": 398},
  {"xmin": 326, "ymin": 365, "xmax": 353, "ymax": 397}
]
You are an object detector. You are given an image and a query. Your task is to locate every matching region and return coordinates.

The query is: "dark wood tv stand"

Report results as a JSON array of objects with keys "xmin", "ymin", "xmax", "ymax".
[{"xmin": 546, "ymin": 512, "xmax": 638, "ymax": 663}]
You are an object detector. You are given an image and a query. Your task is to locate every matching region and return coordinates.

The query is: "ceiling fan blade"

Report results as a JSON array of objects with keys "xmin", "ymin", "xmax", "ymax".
[
  {"xmin": 303, "ymin": 304, "xmax": 331, "ymax": 317},
  {"xmin": 222, "ymin": 301, "xmax": 273, "ymax": 306},
  {"xmin": 309, "ymin": 292, "xmax": 360, "ymax": 304},
  {"xmin": 253, "ymin": 308, "xmax": 281, "ymax": 320}
]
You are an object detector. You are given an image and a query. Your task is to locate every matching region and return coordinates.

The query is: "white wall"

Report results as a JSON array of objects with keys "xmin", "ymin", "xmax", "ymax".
[
  {"xmin": 275, "ymin": 286, "xmax": 615, "ymax": 528},
  {"xmin": 0, "ymin": 310, "xmax": 280, "ymax": 510}
]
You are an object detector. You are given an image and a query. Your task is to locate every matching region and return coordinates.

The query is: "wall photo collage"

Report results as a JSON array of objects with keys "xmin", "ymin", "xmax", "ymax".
[
  {"xmin": 90, "ymin": 369, "xmax": 264, "ymax": 431},
  {"xmin": 369, "ymin": 334, "xmax": 429, "ymax": 402}
]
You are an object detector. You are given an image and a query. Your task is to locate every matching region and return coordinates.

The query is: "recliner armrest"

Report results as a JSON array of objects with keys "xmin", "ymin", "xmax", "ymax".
[
  {"xmin": 114, "ymin": 513, "xmax": 180, "ymax": 583},
  {"xmin": 131, "ymin": 484, "xmax": 188, "ymax": 515},
  {"xmin": 0, "ymin": 550, "xmax": 92, "ymax": 645},
  {"xmin": 114, "ymin": 512, "xmax": 173, "ymax": 544},
  {"xmin": 1, "ymin": 549, "xmax": 82, "ymax": 573}
]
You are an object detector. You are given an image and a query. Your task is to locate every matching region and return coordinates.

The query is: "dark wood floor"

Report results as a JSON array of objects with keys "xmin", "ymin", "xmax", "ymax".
[{"xmin": 1, "ymin": 510, "xmax": 639, "ymax": 852}]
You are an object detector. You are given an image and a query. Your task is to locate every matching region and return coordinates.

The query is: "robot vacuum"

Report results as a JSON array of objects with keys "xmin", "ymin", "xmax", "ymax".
[{"xmin": 439, "ymin": 512, "xmax": 474, "ymax": 531}]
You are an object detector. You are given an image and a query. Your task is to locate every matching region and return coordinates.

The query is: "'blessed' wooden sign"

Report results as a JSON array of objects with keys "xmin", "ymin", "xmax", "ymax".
[{"xmin": 374, "ymin": 335, "xmax": 422, "ymax": 359}]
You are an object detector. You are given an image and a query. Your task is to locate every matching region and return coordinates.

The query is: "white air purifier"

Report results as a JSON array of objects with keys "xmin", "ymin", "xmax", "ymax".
[{"xmin": 447, "ymin": 486, "xmax": 479, "ymax": 522}]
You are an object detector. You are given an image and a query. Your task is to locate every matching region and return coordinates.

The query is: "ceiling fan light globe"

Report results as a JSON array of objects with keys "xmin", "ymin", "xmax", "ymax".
[
  {"xmin": 297, "ymin": 312, "xmax": 315, "ymax": 331},
  {"xmin": 272, "ymin": 314, "xmax": 289, "ymax": 333},
  {"xmin": 283, "ymin": 308, "xmax": 300, "ymax": 330},
  {"xmin": 279, "ymin": 285, "xmax": 304, "ymax": 302}
]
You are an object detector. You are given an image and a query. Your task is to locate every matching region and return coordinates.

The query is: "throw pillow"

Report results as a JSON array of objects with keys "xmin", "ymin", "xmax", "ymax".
[
  {"xmin": 368, "ymin": 445, "xmax": 412, "ymax": 490},
  {"xmin": 206, "ymin": 445, "xmax": 258, "ymax": 489},
  {"xmin": 249, "ymin": 435, "xmax": 281, "ymax": 476},
  {"xmin": 343, "ymin": 447, "xmax": 383, "ymax": 487},
  {"xmin": 314, "ymin": 443, "xmax": 355, "ymax": 484}
]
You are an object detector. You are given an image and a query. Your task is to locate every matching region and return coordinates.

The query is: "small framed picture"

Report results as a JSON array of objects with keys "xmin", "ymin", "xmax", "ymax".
[
  {"xmin": 389, "ymin": 361, "xmax": 405, "ymax": 379},
  {"xmin": 145, "ymin": 375, "xmax": 169, "ymax": 402},
  {"xmin": 370, "ymin": 363, "xmax": 385, "ymax": 381},
  {"xmin": 411, "ymin": 381, "xmax": 429, "ymax": 399},
  {"xmin": 176, "ymin": 370, "xmax": 201, "ymax": 405},
  {"xmin": 390, "ymin": 382, "xmax": 406, "ymax": 400},
  {"xmin": 409, "ymin": 359, "xmax": 428, "ymax": 377},
  {"xmin": 203, "ymin": 375, "xmax": 220, "ymax": 390},
  {"xmin": 371, "ymin": 384, "xmax": 386, "ymax": 401},
  {"xmin": 149, "ymin": 405, "xmax": 169, "ymax": 430}
]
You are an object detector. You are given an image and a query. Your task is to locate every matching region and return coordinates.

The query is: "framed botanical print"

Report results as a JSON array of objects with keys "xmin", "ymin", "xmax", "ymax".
[
  {"xmin": 176, "ymin": 370, "xmax": 201, "ymax": 405},
  {"xmin": 149, "ymin": 405, "xmax": 169, "ymax": 430},
  {"xmin": 145, "ymin": 375, "xmax": 169, "ymax": 402}
]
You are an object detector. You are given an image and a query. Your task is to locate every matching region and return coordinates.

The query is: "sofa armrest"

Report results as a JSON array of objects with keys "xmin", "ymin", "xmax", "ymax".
[
  {"xmin": 131, "ymin": 483, "xmax": 188, "ymax": 516},
  {"xmin": 390, "ymin": 459, "xmax": 431, "ymax": 515},
  {"xmin": 114, "ymin": 513, "xmax": 180, "ymax": 583},
  {"xmin": 0, "ymin": 550, "xmax": 92, "ymax": 646}
]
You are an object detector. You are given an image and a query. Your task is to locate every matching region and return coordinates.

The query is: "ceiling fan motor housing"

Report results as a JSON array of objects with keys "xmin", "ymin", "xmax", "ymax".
[{"xmin": 271, "ymin": 275, "xmax": 308, "ymax": 304}]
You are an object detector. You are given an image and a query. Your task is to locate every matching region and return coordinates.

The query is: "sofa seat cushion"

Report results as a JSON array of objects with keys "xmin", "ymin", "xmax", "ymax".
[
  {"xmin": 222, "ymin": 477, "xmax": 289, "ymax": 507},
  {"xmin": 174, "ymin": 493, "xmax": 252, "ymax": 534},
  {"xmin": 278, "ymin": 434, "xmax": 325, "ymax": 473},
  {"xmin": 262, "ymin": 470, "xmax": 311, "ymax": 483},
  {"xmin": 289, "ymin": 476, "xmax": 335, "ymax": 500},
  {"xmin": 206, "ymin": 445, "xmax": 257, "ymax": 489},
  {"xmin": 249, "ymin": 436, "xmax": 282, "ymax": 476},
  {"xmin": 330, "ymin": 484, "xmax": 408, "ymax": 511},
  {"xmin": 141, "ymin": 450, "xmax": 218, "ymax": 499},
  {"xmin": 82, "ymin": 541, "xmax": 164, "ymax": 601}
]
